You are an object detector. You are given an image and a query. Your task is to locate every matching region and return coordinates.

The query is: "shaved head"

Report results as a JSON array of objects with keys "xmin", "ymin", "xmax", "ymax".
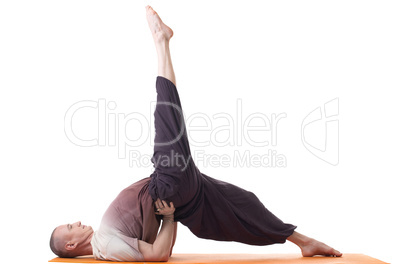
[
  {"xmin": 50, "ymin": 227, "xmax": 71, "ymax": 258},
  {"xmin": 50, "ymin": 222, "xmax": 94, "ymax": 258}
]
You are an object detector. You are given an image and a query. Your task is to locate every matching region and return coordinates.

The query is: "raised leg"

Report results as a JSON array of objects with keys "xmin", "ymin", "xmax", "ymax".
[
  {"xmin": 146, "ymin": 6, "xmax": 196, "ymax": 205},
  {"xmin": 146, "ymin": 5, "xmax": 176, "ymax": 86}
]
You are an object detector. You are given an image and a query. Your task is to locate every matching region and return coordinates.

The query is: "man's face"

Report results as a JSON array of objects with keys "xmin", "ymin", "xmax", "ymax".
[{"xmin": 56, "ymin": 221, "xmax": 93, "ymax": 246}]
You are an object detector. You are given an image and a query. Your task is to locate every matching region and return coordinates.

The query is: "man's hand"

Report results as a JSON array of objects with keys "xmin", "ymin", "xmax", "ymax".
[{"xmin": 155, "ymin": 198, "xmax": 175, "ymax": 216}]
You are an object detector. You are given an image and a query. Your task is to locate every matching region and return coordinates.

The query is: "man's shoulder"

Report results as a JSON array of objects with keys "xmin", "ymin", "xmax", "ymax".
[
  {"xmin": 92, "ymin": 228, "xmax": 143, "ymax": 262},
  {"xmin": 99, "ymin": 229, "xmax": 144, "ymax": 260},
  {"xmin": 91, "ymin": 229, "xmax": 111, "ymax": 259}
]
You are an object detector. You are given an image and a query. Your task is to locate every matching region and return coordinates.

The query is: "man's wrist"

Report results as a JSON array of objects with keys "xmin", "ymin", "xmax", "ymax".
[{"xmin": 163, "ymin": 214, "xmax": 174, "ymax": 222}]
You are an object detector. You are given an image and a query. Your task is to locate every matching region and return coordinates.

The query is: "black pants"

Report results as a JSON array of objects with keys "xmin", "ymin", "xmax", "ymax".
[{"xmin": 149, "ymin": 76, "xmax": 296, "ymax": 245}]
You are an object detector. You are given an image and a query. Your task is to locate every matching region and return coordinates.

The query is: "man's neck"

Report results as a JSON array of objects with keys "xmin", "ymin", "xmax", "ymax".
[{"xmin": 81, "ymin": 231, "xmax": 94, "ymax": 255}]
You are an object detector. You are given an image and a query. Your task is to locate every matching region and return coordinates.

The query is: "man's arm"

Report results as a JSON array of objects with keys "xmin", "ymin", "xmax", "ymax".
[
  {"xmin": 138, "ymin": 200, "xmax": 175, "ymax": 262},
  {"xmin": 169, "ymin": 222, "xmax": 177, "ymax": 257}
]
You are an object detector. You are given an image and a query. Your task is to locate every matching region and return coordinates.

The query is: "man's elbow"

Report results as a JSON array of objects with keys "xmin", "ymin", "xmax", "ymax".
[
  {"xmin": 156, "ymin": 252, "xmax": 170, "ymax": 262},
  {"xmin": 160, "ymin": 256, "xmax": 169, "ymax": 262},
  {"xmin": 148, "ymin": 251, "xmax": 169, "ymax": 262},
  {"xmin": 149, "ymin": 255, "xmax": 169, "ymax": 262}
]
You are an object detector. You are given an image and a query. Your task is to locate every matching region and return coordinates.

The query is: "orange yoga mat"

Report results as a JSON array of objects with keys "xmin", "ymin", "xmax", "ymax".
[{"xmin": 49, "ymin": 253, "xmax": 389, "ymax": 264}]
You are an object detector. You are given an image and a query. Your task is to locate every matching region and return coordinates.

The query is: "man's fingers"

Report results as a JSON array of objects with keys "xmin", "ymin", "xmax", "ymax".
[
  {"xmin": 157, "ymin": 198, "xmax": 164, "ymax": 209},
  {"xmin": 155, "ymin": 199, "xmax": 175, "ymax": 215}
]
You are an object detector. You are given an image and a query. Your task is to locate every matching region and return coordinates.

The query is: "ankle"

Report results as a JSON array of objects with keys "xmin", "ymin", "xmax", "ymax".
[
  {"xmin": 153, "ymin": 33, "xmax": 170, "ymax": 45},
  {"xmin": 287, "ymin": 231, "xmax": 312, "ymax": 247}
]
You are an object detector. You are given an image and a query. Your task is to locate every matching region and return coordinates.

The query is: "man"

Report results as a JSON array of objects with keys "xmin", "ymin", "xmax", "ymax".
[{"xmin": 50, "ymin": 6, "xmax": 342, "ymax": 262}]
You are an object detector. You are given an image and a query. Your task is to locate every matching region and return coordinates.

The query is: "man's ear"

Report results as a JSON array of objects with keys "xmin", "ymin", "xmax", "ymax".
[{"xmin": 65, "ymin": 242, "xmax": 77, "ymax": 251}]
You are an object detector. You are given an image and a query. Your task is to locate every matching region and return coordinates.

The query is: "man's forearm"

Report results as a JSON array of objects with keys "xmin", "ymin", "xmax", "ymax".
[
  {"xmin": 169, "ymin": 222, "xmax": 177, "ymax": 256},
  {"xmin": 152, "ymin": 215, "xmax": 175, "ymax": 260}
]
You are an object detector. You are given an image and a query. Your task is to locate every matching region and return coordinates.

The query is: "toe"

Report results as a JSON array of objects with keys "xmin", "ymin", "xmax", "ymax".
[
  {"xmin": 148, "ymin": 6, "xmax": 156, "ymax": 14},
  {"xmin": 145, "ymin": 6, "xmax": 154, "ymax": 14},
  {"xmin": 332, "ymin": 248, "xmax": 342, "ymax": 257}
]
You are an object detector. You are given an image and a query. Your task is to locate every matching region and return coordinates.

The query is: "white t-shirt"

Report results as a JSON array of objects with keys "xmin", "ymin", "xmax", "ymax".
[{"xmin": 91, "ymin": 224, "xmax": 144, "ymax": 262}]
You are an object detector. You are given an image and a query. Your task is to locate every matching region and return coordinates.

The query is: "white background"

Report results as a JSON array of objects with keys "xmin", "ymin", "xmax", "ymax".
[{"xmin": 1, "ymin": 1, "xmax": 401, "ymax": 264}]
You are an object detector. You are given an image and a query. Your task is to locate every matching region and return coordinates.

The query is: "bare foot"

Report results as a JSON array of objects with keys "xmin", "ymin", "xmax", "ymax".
[
  {"xmin": 300, "ymin": 238, "xmax": 342, "ymax": 257},
  {"xmin": 145, "ymin": 5, "xmax": 173, "ymax": 43}
]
